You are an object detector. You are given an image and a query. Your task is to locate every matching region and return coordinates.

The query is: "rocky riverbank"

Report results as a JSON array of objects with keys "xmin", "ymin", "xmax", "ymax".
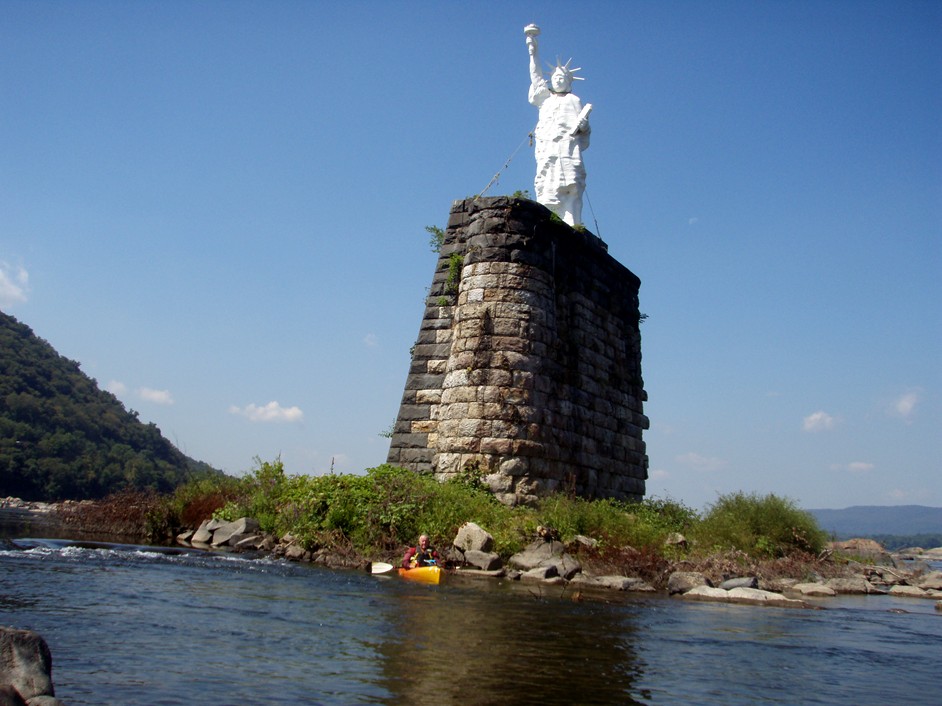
[
  {"xmin": 5, "ymin": 497, "xmax": 941, "ymax": 611},
  {"xmin": 179, "ymin": 515, "xmax": 942, "ymax": 610}
]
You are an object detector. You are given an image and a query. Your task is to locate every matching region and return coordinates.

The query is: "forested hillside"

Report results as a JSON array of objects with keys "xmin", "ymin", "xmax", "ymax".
[{"xmin": 1, "ymin": 310, "xmax": 221, "ymax": 500}]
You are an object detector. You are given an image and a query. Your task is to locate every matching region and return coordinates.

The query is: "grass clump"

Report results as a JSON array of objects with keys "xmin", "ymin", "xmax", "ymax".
[{"xmin": 690, "ymin": 491, "xmax": 827, "ymax": 557}]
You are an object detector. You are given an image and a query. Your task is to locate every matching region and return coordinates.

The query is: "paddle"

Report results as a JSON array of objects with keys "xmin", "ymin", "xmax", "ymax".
[{"xmin": 370, "ymin": 562, "xmax": 394, "ymax": 574}]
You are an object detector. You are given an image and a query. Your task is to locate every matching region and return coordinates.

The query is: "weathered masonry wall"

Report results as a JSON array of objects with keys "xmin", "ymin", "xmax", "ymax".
[{"xmin": 387, "ymin": 196, "xmax": 648, "ymax": 504}]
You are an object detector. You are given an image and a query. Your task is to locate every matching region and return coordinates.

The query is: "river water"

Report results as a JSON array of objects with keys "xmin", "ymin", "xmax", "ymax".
[{"xmin": 2, "ymin": 512, "xmax": 940, "ymax": 705}]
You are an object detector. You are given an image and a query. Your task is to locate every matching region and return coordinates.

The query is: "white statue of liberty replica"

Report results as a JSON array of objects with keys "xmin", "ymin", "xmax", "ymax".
[{"xmin": 525, "ymin": 24, "xmax": 592, "ymax": 227}]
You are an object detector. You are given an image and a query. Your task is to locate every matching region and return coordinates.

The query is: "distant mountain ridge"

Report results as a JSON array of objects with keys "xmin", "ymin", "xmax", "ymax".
[
  {"xmin": 1, "ymin": 309, "xmax": 220, "ymax": 501},
  {"xmin": 808, "ymin": 505, "xmax": 942, "ymax": 537}
]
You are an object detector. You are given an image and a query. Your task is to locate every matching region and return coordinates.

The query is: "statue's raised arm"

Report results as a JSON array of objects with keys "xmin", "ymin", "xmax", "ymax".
[
  {"xmin": 525, "ymin": 24, "xmax": 544, "ymax": 90},
  {"xmin": 523, "ymin": 24, "xmax": 592, "ymax": 227}
]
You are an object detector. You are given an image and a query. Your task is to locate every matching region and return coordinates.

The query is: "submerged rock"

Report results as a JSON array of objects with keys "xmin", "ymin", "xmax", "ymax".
[{"xmin": 683, "ymin": 586, "xmax": 808, "ymax": 608}]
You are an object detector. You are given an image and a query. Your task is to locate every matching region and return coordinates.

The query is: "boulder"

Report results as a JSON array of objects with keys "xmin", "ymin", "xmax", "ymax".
[
  {"xmin": 683, "ymin": 585, "xmax": 730, "ymax": 602},
  {"xmin": 829, "ymin": 538, "xmax": 893, "ymax": 566},
  {"xmin": 569, "ymin": 575, "xmax": 655, "ymax": 592},
  {"xmin": 455, "ymin": 568, "xmax": 506, "ymax": 578},
  {"xmin": 0, "ymin": 628, "xmax": 56, "ymax": 704},
  {"xmin": 764, "ymin": 577, "xmax": 799, "ymax": 593},
  {"xmin": 0, "ymin": 684, "xmax": 25, "ymax": 706},
  {"xmin": 916, "ymin": 570, "xmax": 942, "ymax": 591},
  {"xmin": 234, "ymin": 535, "xmax": 264, "ymax": 551},
  {"xmin": 826, "ymin": 577, "xmax": 881, "ymax": 594},
  {"xmin": 24, "ymin": 697, "xmax": 66, "ymax": 706},
  {"xmin": 791, "ymin": 582, "xmax": 837, "ymax": 597},
  {"xmin": 462, "ymin": 549, "xmax": 503, "ymax": 571},
  {"xmin": 888, "ymin": 585, "xmax": 930, "ymax": 599},
  {"xmin": 453, "ymin": 522, "xmax": 494, "ymax": 553},
  {"xmin": 508, "ymin": 540, "xmax": 581, "ymax": 579},
  {"xmin": 663, "ymin": 532, "xmax": 687, "ymax": 549},
  {"xmin": 191, "ymin": 520, "xmax": 214, "ymax": 544},
  {"xmin": 606, "ymin": 576, "xmax": 656, "ymax": 592},
  {"xmin": 508, "ymin": 540, "xmax": 567, "ymax": 570},
  {"xmin": 520, "ymin": 565, "xmax": 559, "ymax": 582},
  {"xmin": 442, "ymin": 546, "xmax": 465, "ymax": 565},
  {"xmin": 667, "ymin": 571, "xmax": 713, "ymax": 595},
  {"xmin": 283, "ymin": 544, "xmax": 308, "ymax": 562},
  {"xmin": 727, "ymin": 587, "xmax": 807, "ymax": 608},
  {"xmin": 211, "ymin": 518, "xmax": 261, "ymax": 547},
  {"xmin": 568, "ymin": 535, "xmax": 599, "ymax": 550},
  {"xmin": 719, "ymin": 577, "xmax": 758, "ymax": 590},
  {"xmin": 546, "ymin": 554, "xmax": 582, "ymax": 580}
]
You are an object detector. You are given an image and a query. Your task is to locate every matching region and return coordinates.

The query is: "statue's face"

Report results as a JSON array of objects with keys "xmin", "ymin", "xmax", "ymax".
[{"xmin": 551, "ymin": 69, "xmax": 571, "ymax": 93}]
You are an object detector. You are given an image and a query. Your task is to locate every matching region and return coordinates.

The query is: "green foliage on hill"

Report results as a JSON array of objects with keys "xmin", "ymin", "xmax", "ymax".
[{"xmin": 0, "ymin": 310, "xmax": 221, "ymax": 501}]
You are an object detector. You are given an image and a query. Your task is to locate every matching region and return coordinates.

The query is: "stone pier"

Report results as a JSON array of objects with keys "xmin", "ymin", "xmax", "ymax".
[{"xmin": 387, "ymin": 196, "xmax": 648, "ymax": 504}]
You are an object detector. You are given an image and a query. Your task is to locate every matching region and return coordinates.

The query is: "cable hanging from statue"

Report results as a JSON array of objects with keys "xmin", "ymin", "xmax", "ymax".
[
  {"xmin": 477, "ymin": 131, "xmax": 534, "ymax": 199},
  {"xmin": 476, "ymin": 128, "xmax": 602, "ymax": 237}
]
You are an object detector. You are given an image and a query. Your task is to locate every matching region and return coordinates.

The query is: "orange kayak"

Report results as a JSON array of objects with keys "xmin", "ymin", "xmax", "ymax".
[{"xmin": 398, "ymin": 565, "xmax": 442, "ymax": 584}]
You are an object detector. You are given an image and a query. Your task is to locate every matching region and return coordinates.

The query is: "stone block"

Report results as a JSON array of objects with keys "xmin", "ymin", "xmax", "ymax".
[
  {"xmin": 480, "ymin": 437, "xmax": 513, "ymax": 455},
  {"xmin": 415, "ymin": 390, "xmax": 441, "ymax": 404},
  {"xmin": 396, "ymin": 404, "xmax": 430, "ymax": 422}
]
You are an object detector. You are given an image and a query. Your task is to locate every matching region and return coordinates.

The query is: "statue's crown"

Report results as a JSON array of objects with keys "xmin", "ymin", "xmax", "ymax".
[{"xmin": 547, "ymin": 57, "xmax": 585, "ymax": 82}]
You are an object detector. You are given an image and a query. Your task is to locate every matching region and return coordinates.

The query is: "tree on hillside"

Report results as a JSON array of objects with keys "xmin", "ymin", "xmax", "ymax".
[{"xmin": 0, "ymin": 310, "xmax": 221, "ymax": 501}]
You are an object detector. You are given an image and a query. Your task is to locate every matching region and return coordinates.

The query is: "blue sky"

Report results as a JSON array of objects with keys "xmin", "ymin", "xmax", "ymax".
[{"xmin": 2, "ymin": 1, "xmax": 939, "ymax": 511}]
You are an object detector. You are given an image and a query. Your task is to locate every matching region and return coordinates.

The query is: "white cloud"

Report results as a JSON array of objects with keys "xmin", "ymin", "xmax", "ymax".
[
  {"xmin": 230, "ymin": 401, "xmax": 304, "ymax": 423},
  {"xmin": 363, "ymin": 333, "xmax": 378, "ymax": 347},
  {"xmin": 139, "ymin": 387, "xmax": 174, "ymax": 405},
  {"xmin": 688, "ymin": 217, "xmax": 699, "ymax": 225},
  {"xmin": 830, "ymin": 461, "xmax": 874, "ymax": 473},
  {"xmin": 106, "ymin": 380, "xmax": 128, "ymax": 396},
  {"xmin": 803, "ymin": 410, "xmax": 836, "ymax": 432},
  {"xmin": 676, "ymin": 452, "xmax": 727, "ymax": 472},
  {"xmin": 0, "ymin": 262, "xmax": 29, "ymax": 307},
  {"xmin": 649, "ymin": 468, "xmax": 670, "ymax": 480},
  {"xmin": 889, "ymin": 389, "xmax": 921, "ymax": 422}
]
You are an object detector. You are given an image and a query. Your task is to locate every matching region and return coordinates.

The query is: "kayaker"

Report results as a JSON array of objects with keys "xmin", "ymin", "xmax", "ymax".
[{"xmin": 402, "ymin": 534, "xmax": 439, "ymax": 569}]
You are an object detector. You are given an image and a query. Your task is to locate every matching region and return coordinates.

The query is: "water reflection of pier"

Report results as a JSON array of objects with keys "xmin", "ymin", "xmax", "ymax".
[{"xmin": 378, "ymin": 576, "xmax": 648, "ymax": 705}]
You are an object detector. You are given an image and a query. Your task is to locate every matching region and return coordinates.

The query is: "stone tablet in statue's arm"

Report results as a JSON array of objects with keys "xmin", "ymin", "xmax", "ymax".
[{"xmin": 571, "ymin": 103, "xmax": 593, "ymax": 136}]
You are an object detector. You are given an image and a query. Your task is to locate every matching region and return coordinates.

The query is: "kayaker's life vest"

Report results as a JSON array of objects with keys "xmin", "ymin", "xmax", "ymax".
[{"xmin": 410, "ymin": 547, "xmax": 436, "ymax": 568}]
